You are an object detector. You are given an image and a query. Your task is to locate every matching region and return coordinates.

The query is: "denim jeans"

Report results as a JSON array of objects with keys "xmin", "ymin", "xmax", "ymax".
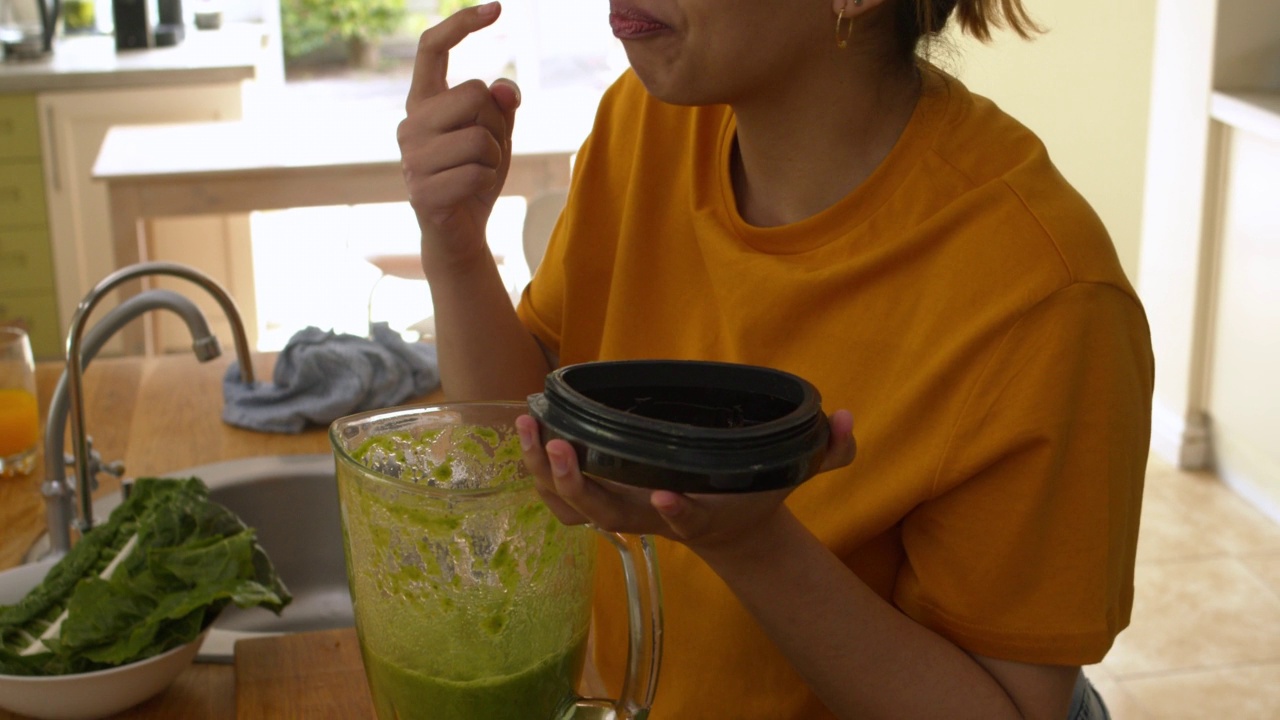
[{"xmin": 1067, "ymin": 671, "xmax": 1111, "ymax": 720}]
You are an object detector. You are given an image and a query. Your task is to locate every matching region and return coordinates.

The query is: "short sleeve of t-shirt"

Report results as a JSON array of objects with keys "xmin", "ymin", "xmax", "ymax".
[
  {"xmin": 517, "ymin": 178, "xmax": 575, "ymax": 358},
  {"xmin": 893, "ymin": 281, "xmax": 1153, "ymax": 665},
  {"xmin": 516, "ymin": 98, "xmax": 613, "ymax": 361},
  {"xmin": 517, "ymin": 238, "xmax": 566, "ymax": 357}
]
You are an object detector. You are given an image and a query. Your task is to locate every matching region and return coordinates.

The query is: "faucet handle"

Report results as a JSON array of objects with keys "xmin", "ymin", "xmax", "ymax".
[{"xmin": 67, "ymin": 435, "xmax": 125, "ymax": 493}]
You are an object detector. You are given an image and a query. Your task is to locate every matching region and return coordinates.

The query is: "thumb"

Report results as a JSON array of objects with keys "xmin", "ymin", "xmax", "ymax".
[
  {"xmin": 651, "ymin": 490, "xmax": 706, "ymax": 541},
  {"xmin": 489, "ymin": 78, "xmax": 521, "ymax": 148}
]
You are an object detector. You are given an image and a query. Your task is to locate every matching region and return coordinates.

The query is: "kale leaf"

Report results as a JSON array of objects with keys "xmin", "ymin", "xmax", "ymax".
[{"xmin": 0, "ymin": 477, "xmax": 291, "ymax": 675}]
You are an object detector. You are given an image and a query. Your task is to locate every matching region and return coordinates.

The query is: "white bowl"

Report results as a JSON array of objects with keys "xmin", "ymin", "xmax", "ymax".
[{"xmin": 0, "ymin": 560, "xmax": 204, "ymax": 720}]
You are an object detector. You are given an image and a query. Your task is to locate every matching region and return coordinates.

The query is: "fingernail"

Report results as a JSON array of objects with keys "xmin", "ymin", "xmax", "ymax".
[
  {"xmin": 477, "ymin": 1, "xmax": 499, "ymax": 17},
  {"xmin": 549, "ymin": 450, "xmax": 568, "ymax": 477},
  {"xmin": 501, "ymin": 79, "xmax": 521, "ymax": 106},
  {"xmin": 517, "ymin": 423, "xmax": 533, "ymax": 452},
  {"xmin": 652, "ymin": 492, "xmax": 681, "ymax": 518}
]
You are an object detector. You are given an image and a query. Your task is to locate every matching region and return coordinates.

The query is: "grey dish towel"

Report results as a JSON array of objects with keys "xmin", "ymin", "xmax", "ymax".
[{"xmin": 222, "ymin": 322, "xmax": 440, "ymax": 433}]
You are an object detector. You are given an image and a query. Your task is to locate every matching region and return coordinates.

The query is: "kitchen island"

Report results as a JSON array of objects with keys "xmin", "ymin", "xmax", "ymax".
[{"xmin": 0, "ymin": 351, "xmax": 440, "ymax": 718}]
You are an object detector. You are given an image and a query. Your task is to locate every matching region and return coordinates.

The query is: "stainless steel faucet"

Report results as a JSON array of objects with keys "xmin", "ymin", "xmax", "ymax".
[{"xmin": 40, "ymin": 261, "xmax": 255, "ymax": 557}]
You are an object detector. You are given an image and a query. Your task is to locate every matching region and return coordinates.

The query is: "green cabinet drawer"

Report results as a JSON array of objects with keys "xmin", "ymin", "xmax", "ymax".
[
  {"xmin": 0, "ymin": 160, "xmax": 48, "ymax": 228},
  {"xmin": 0, "ymin": 94, "xmax": 41, "ymax": 161},
  {"xmin": 0, "ymin": 289, "xmax": 62, "ymax": 360},
  {"xmin": 0, "ymin": 228, "xmax": 56, "ymax": 293}
]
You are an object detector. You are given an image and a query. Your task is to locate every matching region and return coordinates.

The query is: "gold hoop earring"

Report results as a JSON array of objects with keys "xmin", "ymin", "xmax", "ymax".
[{"xmin": 836, "ymin": 7, "xmax": 854, "ymax": 49}]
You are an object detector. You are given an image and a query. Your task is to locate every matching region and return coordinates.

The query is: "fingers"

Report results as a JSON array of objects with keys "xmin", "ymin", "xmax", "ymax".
[
  {"xmin": 490, "ymin": 78, "xmax": 521, "ymax": 116},
  {"xmin": 818, "ymin": 409, "xmax": 857, "ymax": 473},
  {"xmin": 398, "ymin": 78, "xmax": 520, "ymax": 226},
  {"xmin": 544, "ymin": 440, "xmax": 653, "ymax": 532},
  {"xmin": 516, "ymin": 414, "xmax": 658, "ymax": 533},
  {"xmin": 517, "ymin": 416, "xmax": 589, "ymax": 525},
  {"xmin": 651, "ymin": 490, "xmax": 701, "ymax": 539},
  {"xmin": 400, "ymin": 117, "xmax": 503, "ymax": 205},
  {"xmin": 653, "ymin": 488, "xmax": 791, "ymax": 550},
  {"xmin": 407, "ymin": 1, "xmax": 502, "ymax": 107},
  {"xmin": 489, "ymin": 77, "xmax": 521, "ymax": 162},
  {"xmin": 399, "ymin": 2, "xmax": 520, "ymax": 239}
]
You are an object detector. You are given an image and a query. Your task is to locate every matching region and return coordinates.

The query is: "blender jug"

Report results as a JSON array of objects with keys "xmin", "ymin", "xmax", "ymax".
[{"xmin": 330, "ymin": 402, "xmax": 662, "ymax": 720}]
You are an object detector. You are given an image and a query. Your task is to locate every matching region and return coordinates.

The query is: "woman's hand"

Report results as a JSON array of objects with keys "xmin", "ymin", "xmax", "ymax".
[
  {"xmin": 514, "ymin": 410, "xmax": 856, "ymax": 554},
  {"xmin": 398, "ymin": 2, "xmax": 519, "ymax": 278}
]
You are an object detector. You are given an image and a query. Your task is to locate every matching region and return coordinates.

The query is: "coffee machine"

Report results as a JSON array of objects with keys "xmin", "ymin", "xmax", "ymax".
[
  {"xmin": 111, "ymin": 0, "xmax": 152, "ymax": 49},
  {"xmin": 113, "ymin": 0, "xmax": 184, "ymax": 50},
  {"xmin": 155, "ymin": 0, "xmax": 183, "ymax": 46}
]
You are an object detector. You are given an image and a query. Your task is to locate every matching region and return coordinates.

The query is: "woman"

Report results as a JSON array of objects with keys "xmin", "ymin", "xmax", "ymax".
[{"xmin": 397, "ymin": 1, "xmax": 1153, "ymax": 717}]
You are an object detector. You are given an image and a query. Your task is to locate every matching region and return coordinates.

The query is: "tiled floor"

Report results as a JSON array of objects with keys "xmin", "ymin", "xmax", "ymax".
[{"xmin": 1086, "ymin": 456, "xmax": 1280, "ymax": 718}]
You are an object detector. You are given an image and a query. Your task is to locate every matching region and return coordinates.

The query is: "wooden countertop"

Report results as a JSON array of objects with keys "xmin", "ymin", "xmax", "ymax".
[
  {"xmin": 0, "ymin": 351, "xmax": 440, "ymax": 719},
  {"xmin": 0, "ymin": 352, "xmax": 341, "ymax": 572}
]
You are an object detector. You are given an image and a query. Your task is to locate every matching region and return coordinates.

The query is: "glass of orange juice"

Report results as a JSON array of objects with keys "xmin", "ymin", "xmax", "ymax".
[{"xmin": 0, "ymin": 326, "xmax": 39, "ymax": 478}]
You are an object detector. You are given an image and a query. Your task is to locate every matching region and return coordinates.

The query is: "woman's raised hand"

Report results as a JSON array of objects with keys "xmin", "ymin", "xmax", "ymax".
[{"xmin": 398, "ymin": 2, "xmax": 520, "ymax": 278}]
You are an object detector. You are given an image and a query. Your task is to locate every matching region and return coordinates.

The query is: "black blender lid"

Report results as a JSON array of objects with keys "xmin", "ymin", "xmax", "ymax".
[{"xmin": 528, "ymin": 359, "xmax": 829, "ymax": 493}]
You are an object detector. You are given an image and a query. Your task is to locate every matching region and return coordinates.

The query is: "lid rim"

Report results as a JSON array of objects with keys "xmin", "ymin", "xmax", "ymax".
[
  {"xmin": 541, "ymin": 359, "xmax": 825, "ymax": 446},
  {"xmin": 532, "ymin": 399, "xmax": 829, "ymax": 469}
]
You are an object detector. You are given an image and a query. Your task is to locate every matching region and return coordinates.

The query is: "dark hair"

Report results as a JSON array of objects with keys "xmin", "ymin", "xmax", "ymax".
[{"xmin": 892, "ymin": 0, "xmax": 1043, "ymax": 60}]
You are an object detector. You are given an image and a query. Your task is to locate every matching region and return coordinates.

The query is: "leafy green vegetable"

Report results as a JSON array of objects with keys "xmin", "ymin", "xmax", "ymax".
[{"xmin": 0, "ymin": 477, "xmax": 291, "ymax": 676}]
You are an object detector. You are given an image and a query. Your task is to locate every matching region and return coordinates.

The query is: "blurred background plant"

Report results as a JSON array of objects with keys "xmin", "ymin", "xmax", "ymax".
[
  {"xmin": 436, "ymin": 0, "xmax": 478, "ymax": 16},
  {"xmin": 394, "ymin": 0, "xmax": 478, "ymax": 40},
  {"xmin": 280, "ymin": 0, "xmax": 409, "ymax": 67}
]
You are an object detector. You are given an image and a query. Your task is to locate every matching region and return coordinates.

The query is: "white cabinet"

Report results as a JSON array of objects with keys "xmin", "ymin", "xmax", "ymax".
[
  {"xmin": 1138, "ymin": 0, "xmax": 1280, "ymax": 518},
  {"xmin": 37, "ymin": 83, "xmax": 257, "ymax": 355}
]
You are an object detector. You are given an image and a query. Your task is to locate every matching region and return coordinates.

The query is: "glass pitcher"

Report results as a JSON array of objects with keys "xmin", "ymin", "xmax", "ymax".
[{"xmin": 330, "ymin": 402, "xmax": 662, "ymax": 720}]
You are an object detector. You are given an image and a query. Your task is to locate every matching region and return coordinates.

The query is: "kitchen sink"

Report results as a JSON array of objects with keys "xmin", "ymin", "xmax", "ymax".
[
  {"xmin": 192, "ymin": 454, "xmax": 353, "ymax": 661},
  {"xmin": 19, "ymin": 454, "xmax": 354, "ymax": 663}
]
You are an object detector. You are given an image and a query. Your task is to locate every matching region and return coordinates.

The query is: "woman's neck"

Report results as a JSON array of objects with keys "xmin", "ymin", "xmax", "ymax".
[{"xmin": 729, "ymin": 60, "xmax": 922, "ymax": 228}]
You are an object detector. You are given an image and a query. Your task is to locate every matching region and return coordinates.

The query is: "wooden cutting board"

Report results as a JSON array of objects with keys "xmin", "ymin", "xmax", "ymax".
[{"xmin": 234, "ymin": 628, "xmax": 375, "ymax": 719}]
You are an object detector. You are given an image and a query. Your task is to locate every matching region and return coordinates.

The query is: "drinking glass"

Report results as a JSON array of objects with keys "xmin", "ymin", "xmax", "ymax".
[{"xmin": 0, "ymin": 327, "xmax": 39, "ymax": 478}]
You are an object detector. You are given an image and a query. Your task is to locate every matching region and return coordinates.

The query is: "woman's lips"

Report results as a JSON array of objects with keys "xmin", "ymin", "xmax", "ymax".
[{"xmin": 609, "ymin": 7, "xmax": 670, "ymax": 39}]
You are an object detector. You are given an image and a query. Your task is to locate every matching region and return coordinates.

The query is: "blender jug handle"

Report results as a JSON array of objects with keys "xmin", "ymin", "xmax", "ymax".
[{"xmin": 590, "ymin": 531, "xmax": 663, "ymax": 720}]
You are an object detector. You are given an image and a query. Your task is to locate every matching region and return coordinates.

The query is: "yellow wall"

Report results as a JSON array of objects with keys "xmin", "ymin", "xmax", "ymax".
[{"xmin": 938, "ymin": 0, "xmax": 1159, "ymax": 284}]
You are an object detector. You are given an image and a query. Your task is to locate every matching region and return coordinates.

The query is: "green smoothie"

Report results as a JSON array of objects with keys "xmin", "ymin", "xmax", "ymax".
[
  {"xmin": 362, "ymin": 633, "xmax": 587, "ymax": 720},
  {"xmin": 338, "ymin": 421, "xmax": 596, "ymax": 720}
]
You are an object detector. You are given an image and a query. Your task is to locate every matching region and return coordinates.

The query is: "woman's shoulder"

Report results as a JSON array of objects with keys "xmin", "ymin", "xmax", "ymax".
[
  {"xmin": 919, "ymin": 67, "xmax": 1129, "ymax": 291},
  {"xmin": 920, "ymin": 65, "xmax": 1051, "ymax": 181},
  {"xmin": 909, "ymin": 67, "xmax": 1091, "ymax": 234}
]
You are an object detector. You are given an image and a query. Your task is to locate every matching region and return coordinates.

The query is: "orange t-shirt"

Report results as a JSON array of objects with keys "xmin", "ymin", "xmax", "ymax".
[{"xmin": 517, "ymin": 65, "xmax": 1154, "ymax": 718}]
